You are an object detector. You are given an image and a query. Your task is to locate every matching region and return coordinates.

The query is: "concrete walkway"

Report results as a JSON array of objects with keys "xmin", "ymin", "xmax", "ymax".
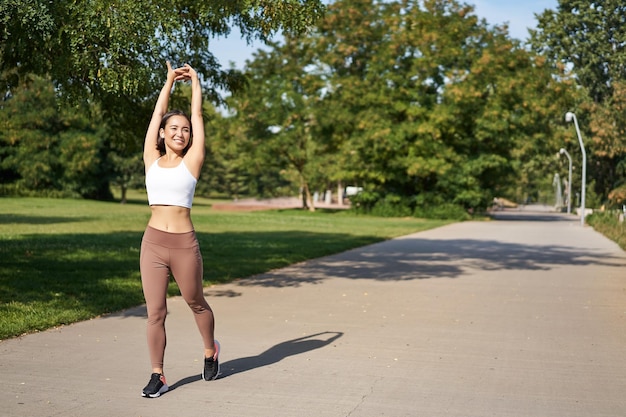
[{"xmin": 1, "ymin": 209, "xmax": 626, "ymax": 417}]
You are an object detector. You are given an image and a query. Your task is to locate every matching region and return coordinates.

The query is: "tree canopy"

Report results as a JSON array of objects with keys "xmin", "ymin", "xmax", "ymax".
[
  {"xmin": 531, "ymin": 0, "xmax": 626, "ymax": 104},
  {"xmin": 0, "ymin": 0, "xmax": 325, "ymax": 199},
  {"xmin": 3, "ymin": 0, "xmax": 625, "ymax": 213},
  {"xmin": 1, "ymin": 1, "xmax": 325, "ymax": 100},
  {"xmin": 1, "ymin": 0, "xmax": 326, "ymax": 153},
  {"xmin": 0, "ymin": 74, "xmax": 111, "ymax": 198},
  {"xmin": 212, "ymin": 0, "xmax": 578, "ymax": 215},
  {"xmin": 531, "ymin": 0, "xmax": 626, "ymax": 203}
]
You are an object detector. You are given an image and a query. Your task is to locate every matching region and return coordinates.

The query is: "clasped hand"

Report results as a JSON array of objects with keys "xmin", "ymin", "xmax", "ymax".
[{"xmin": 166, "ymin": 61, "xmax": 197, "ymax": 82}]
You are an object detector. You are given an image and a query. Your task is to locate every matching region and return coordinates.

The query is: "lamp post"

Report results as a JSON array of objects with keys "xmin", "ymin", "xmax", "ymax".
[
  {"xmin": 559, "ymin": 148, "xmax": 572, "ymax": 214},
  {"xmin": 565, "ymin": 111, "xmax": 586, "ymax": 226}
]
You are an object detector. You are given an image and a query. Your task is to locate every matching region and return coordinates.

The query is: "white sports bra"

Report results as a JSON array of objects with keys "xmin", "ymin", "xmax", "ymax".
[{"xmin": 145, "ymin": 158, "xmax": 197, "ymax": 209}]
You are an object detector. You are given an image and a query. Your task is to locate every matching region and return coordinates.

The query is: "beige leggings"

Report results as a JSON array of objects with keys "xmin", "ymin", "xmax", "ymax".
[{"xmin": 140, "ymin": 226, "xmax": 215, "ymax": 369}]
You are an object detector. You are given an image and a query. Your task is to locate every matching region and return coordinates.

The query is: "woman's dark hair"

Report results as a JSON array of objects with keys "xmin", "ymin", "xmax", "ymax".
[{"xmin": 156, "ymin": 110, "xmax": 193, "ymax": 155}]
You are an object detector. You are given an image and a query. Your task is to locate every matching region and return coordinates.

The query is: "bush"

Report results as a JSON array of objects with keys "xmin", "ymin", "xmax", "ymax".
[
  {"xmin": 349, "ymin": 190, "xmax": 381, "ymax": 214},
  {"xmin": 350, "ymin": 191, "xmax": 471, "ymax": 220},
  {"xmin": 413, "ymin": 203, "xmax": 471, "ymax": 221},
  {"xmin": 370, "ymin": 194, "xmax": 413, "ymax": 217}
]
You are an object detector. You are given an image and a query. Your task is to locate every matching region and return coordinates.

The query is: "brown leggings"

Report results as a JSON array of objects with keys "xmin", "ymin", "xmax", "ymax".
[{"xmin": 140, "ymin": 226, "xmax": 215, "ymax": 369}]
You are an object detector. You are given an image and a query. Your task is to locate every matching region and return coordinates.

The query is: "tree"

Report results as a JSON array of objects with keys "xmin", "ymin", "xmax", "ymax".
[
  {"xmin": 586, "ymin": 81, "xmax": 626, "ymax": 204},
  {"xmin": 0, "ymin": 75, "xmax": 111, "ymax": 198},
  {"xmin": 227, "ymin": 38, "xmax": 325, "ymax": 210},
  {"xmin": 310, "ymin": 0, "xmax": 391, "ymax": 196},
  {"xmin": 531, "ymin": 0, "xmax": 626, "ymax": 203},
  {"xmin": 530, "ymin": 0, "xmax": 626, "ymax": 104},
  {"xmin": 1, "ymin": 1, "xmax": 325, "ymax": 103},
  {"xmin": 309, "ymin": 0, "xmax": 576, "ymax": 212},
  {"xmin": 216, "ymin": 0, "xmax": 579, "ymax": 215},
  {"xmin": 1, "ymin": 1, "xmax": 325, "ymax": 199},
  {"xmin": 108, "ymin": 146, "xmax": 143, "ymax": 204},
  {"xmin": 199, "ymin": 104, "xmax": 256, "ymax": 199}
]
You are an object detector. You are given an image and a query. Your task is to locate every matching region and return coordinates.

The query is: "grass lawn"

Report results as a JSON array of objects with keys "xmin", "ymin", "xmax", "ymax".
[
  {"xmin": 587, "ymin": 210, "xmax": 626, "ymax": 250},
  {"xmin": 0, "ymin": 196, "xmax": 452, "ymax": 340}
]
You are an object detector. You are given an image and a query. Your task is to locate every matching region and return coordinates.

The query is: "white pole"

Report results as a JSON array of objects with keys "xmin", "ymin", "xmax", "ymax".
[
  {"xmin": 565, "ymin": 112, "xmax": 586, "ymax": 226},
  {"xmin": 559, "ymin": 148, "xmax": 572, "ymax": 214}
]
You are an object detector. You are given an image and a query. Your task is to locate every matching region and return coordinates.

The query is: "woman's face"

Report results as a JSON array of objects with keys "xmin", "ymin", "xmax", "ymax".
[{"xmin": 161, "ymin": 115, "xmax": 191, "ymax": 152}]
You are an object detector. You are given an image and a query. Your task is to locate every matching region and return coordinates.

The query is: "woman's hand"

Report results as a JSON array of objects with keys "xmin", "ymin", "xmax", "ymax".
[
  {"xmin": 167, "ymin": 61, "xmax": 192, "ymax": 82},
  {"xmin": 166, "ymin": 61, "xmax": 177, "ymax": 82},
  {"xmin": 184, "ymin": 64, "xmax": 198, "ymax": 82},
  {"xmin": 171, "ymin": 64, "xmax": 198, "ymax": 83}
]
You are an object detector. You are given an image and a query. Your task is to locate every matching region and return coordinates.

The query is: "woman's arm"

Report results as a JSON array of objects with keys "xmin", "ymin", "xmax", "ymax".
[
  {"xmin": 181, "ymin": 64, "xmax": 206, "ymax": 179},
  {"xmin": 143, "ymin": 62, "xmax": 180, "ymax": 171}
]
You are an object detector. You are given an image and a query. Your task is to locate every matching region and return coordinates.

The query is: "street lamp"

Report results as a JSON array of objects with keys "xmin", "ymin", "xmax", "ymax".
[
  {"xmin": 565, "ymin": 111, "xmax": 587, "ymax": 226},
  {"xmin": 559, "ymin": 148, "xmax": 572, "ymax": 214}
]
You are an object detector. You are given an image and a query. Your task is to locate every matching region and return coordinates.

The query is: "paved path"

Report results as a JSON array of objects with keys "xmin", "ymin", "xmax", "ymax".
[{"xmin": 1, "ymin": 210, "xmax": 626, "ymax": 417}]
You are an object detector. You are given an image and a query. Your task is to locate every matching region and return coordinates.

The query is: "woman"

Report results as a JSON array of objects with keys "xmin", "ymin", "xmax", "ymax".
[{"xmin": 139, "ymin": 62, "xmax": 219, "ymax": 398}]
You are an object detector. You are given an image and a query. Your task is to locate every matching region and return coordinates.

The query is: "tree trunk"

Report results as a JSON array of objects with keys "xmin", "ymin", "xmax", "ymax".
[
  {"xmin": 301, "ymin": 182, "xmax": 315, "ymax": 212},
  {"xmin": 120, "ymin": 184, "xmax": 128, "ymax": 204},
  {"xmin": 337, "ymin": 180, "xmax": 343, "ymax": 206}
]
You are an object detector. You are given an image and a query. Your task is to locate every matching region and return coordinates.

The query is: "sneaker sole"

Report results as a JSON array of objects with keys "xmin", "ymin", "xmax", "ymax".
[{"xmin": 142, "ymin": 384, "xmax": 169, "ymax": 398}]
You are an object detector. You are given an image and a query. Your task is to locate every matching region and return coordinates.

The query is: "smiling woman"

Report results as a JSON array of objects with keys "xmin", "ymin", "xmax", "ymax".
[{"xmin": 139, "ymin": 61, "xmax": 219, "ymax": 398}]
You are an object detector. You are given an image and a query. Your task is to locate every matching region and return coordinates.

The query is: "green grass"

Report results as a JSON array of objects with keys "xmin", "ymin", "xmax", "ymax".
[
  {"xmin": 0, "ymin": 196, "xmax": 452, "ymax": 340},
  {"xmin": 587, "ymin": 210, "xmax": 626, "ymax": 250}
]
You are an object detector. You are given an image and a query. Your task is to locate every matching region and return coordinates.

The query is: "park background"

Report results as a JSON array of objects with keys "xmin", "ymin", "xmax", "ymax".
[
  {"xmin": 2, "ymin": 0, "xmax": 626, "ymax": 215},
  {"xmin": 1, "ymin": 0, "xmax": 625, "ymax": 339}
]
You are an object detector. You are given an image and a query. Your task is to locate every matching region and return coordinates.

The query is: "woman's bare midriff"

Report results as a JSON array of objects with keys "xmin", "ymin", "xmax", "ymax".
[{"xmin": 148, "ymin": 205, "xmax": 194, "ymax": 233}]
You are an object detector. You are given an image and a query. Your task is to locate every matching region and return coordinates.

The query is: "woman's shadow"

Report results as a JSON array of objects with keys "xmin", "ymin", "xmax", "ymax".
[{"xmin": 168, "ymin": 331, "xmax": 343, "ymax": 392}]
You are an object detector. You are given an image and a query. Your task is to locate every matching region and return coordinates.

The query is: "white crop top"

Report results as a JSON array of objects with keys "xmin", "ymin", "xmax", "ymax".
[{"xmin": 145, "ymin": 158, "xmax": 197, "ymax": 209}]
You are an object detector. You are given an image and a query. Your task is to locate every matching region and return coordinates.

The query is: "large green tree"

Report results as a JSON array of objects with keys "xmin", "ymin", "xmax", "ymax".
[
  {"xmin": 309, "ymin": 0, "xmax": 575, "ymax": 211},
  {"xmin": 531, "ymin": 0, "xmax": 626, "ymax": 204},
  {"xmin": 1, "ymin": 1, "xmax": 325, "ymax": 103},
  {"xmin": 218, "ymin": 0, "xmax": 577, "ymax": 214},
  {"xmin": 0, "ymin": 75, "xmax": 111, "ymax": 198},
  {"xmin": 203, "ymin": 110, "xmax": 254, "ymax": 200},
  {"xmin": 225, "ymin": 39, "xmax": 326, "ymax": 209},
  {"xmin": 1, "ymin": 0, "xmax": 325, "ymax": 199},
  {"xmin": 531, "ymin": 0, "xmax": 626, "ymax": 104}
]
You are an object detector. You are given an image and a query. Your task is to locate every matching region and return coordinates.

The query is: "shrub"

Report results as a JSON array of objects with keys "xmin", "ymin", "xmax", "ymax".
[
  {"xmin": 370, "ymin": 194, "xmax": 413, "ymax": 217},
  {"xmin": 349, "ymin": 190, "xmax": 381, "ymax": 214},
  {"xmin": 413, "ymin": 203, "xmax": 471, "ymax": 221}
]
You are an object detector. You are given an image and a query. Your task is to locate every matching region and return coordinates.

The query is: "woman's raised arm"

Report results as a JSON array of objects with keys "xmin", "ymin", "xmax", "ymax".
[
  {"xmin": 181, "ymin": 64, "xmax": 206, "ymax": 179},
  {"xmin": 144, "ymin": 62, "xmax": 181, "ymax": 170}
]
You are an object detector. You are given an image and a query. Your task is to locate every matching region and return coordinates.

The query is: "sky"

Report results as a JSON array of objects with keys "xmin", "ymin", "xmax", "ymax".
[{"xmin": 209, "ymin": 0, "xmax": 559, "ymax": 70}]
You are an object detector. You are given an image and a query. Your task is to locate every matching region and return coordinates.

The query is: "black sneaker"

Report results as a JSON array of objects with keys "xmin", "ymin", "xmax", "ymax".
[
  {"xmin": 202, "ymin": 340, "xmax": 221, "ymax": 381},
  {"xmin": 142, "ymin": 373, "xmax": 168, "ymax": 398}
]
